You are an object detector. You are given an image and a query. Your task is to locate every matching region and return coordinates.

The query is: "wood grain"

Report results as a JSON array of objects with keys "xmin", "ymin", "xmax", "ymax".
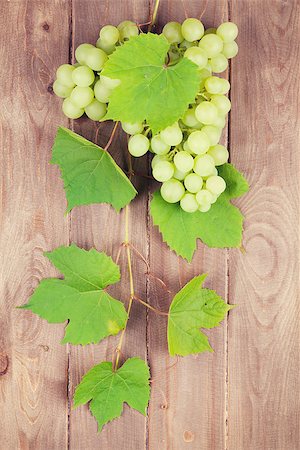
[
  {"xmin": 0, "ymin": 1, "xmax": 70, "ymax": 449},
  {"xmin": 228, "ymin": 1, "xmax": 300, "ymax": 449}
]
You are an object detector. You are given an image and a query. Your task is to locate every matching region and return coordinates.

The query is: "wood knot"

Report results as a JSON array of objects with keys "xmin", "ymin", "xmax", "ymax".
[
  {"xmin": 183, "ymin": 431, "xmax": 194, "ymax": 443},
  {"xmin": 42, "ymin": 22, "xmax": 50, "ymax": 32},
  {"xmin": 160, "ymin": 403, "xmax": 168, "ymax": 410},
  {"xmin": 47, "ymin": 83, "xmax": 54, "ymax": 94},
  {"xmin": 39, "ymin": 344, "xmax": 49, "ymax": 352},
  {"xmin": 0, "ymin": 353, "xmax": 9, "ymax": 376}
]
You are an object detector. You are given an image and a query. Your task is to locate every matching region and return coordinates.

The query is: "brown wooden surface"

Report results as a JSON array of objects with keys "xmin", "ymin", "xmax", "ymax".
[{"xmin": 0, "ymin": 1, "xmax": 299, "ymax": 449}]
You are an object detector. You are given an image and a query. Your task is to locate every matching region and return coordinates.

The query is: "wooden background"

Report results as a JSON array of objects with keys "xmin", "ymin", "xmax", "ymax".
[{"xmin": 0, "ymin": 0, "xmax": 299, "ymax": 449}]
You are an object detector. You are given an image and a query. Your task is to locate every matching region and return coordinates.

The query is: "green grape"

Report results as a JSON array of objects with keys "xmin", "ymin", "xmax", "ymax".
[
  {"xmin": 153, "ymin": 161, "xmax": 175, "ymax": 182},
  {"xmin": 162, "ymin": 21, "xmax": 183, "ymax": 44},
  {"xmin": 205, "ymin": 76, "xmax": 230, "ymax": 94},
  {"xmin": 214, "ymin": 115, "xmax": 226, "ymax": 128},
  {"xmin": 184, "ymin": 173, "xmax": 203, "ymax": 193},
  {"xmin": 70, "ymin": 86, "xmax": 94, "ymax": 108},
  {"xmin": 181, "ymin": 18, "xmax": 204, "ymax": 42},
  {"xmin": 187, "ymin": 130, "xmax": 210, "ymax": 155},
  {"xmin": 96, "ymin": 38, "xmax": 116, "ymax": 55},
  {"xmin": 173, "ymin": 168, "xmax": 189, "ymax": 181},
  {"xmin": 85, "ymin": 47, "xmax": 108, "ymax": 71},
  {"xmin": 196, "ymin": 189, "xmax": 213, "ymax": 205},
  {"xmin": 151, "ymin": 154, "xmax": 169, "ymax": 169},
  {"xmin": 84, "ymin": 99, "xmax": 106, "ymax": 121},
  {"xmin": 75, "ymin": 43, "xmax": 94, "ymax": 65},
  {"xmin": 198, "ymin": 203, "xmax": 211, "ymax": 212},
  {"xmin": 183, "ymin": 140, "xmax": 195, "ymax": 154},
  {"xmin": 160, "ymin": 122, "xmax": 183, "ymax": 146},
  {"xmin": 184, "ymin": 46, "xmax": 208, "ymax": 69},
  {"xmin": 210, "ymin": 54, "xmax": 228, "ymax": 73},
  {"xmin": 210, "ymin": 94, "xmax": 231, "ymax": 115},
  {"xmin": 194, "ymin": 154, "xmax": 215, "ymax": 177},
  {"xmin": 206, "ymin": 175, "xmax": 226, "ymax": 195},
  {"xmin": 216, "ymin": 22, "xmax": 238, "ymax": 43},
  {"xmin": 118, "ymin": 21, "xmax": 139, "ymax": 41},
  {"xmin": 201, "ymin": 125, "xmax": 222, "ymax": 146},
  {"xmin": 199, "ymin": 67, "xmax": 213, "ymax": 89},
  {"xmin": 128, "ymin": 134, "xmax": 149, "ymax": 157},
  {"xmin": 182, "ymin": 107, "xmax": 202, "ymax": 128},
  {"xmin": 151, "ymin": 134, "xmax": 170, "ymax": 155},
  {"xmin": 198, "ymin": 34, "xmax": 223, "ymax": 57},
  {"xmin": 179, "ymin": 39, "xmax": 194, "ymax": 49},
  {"xmin": 180, "ymin": 193, "xmax": 199, "ymax": 213},
  {"xmin": 161, "ymin": 179, "xmax": 185, "ymax": 203},
  {"xmin": 174, "ymin": 151, "xmax": 194, "ymax": 172},
  {"xmin": 195, "ymin": 101, "xmax": 219, "ymax": 125},
  {"xmin": 207, "ymin": 144, "xmax": 229, "ymax": 165},
  {"xmin": 204, "ymin": 27, "xmax": 217, "ymax": 35},
  {"xmin": 100, "ymin": 75, "xmax": 121, "ymax": 89},
  {"xmin": 122, "ymin": 122, "xmax": 144, "ymax": 135},
  {"xmin": 94, "ymin": 80, "xmax": 112, "ymax": 103},
  {"xmin": 53, "ymin": 80, "xmax": 73, "ymax": 98},
  {"xmin": 62, "ymin": 97, "xmax": 84, "ymax": 119},
  {"xmin": 72, "ymin": 66, "xmax": 95, "ymax": 87},
  {"xmin": 56, "ymin": 64, "xmax": 76, "ymax": 88},
  {"xmin": 210, "ymin": 193, "xmax": 219, "ymax": 203},
  {"xmin": 222, "ymin": 41, "xmax": 238, "ymax": 59},
  {"xmin": 99, "ymin": 25, "xmax": 119, "ymax": 45}
]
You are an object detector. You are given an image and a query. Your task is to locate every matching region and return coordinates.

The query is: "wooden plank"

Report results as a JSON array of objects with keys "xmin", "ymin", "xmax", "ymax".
[
  {"xmin": 228, "ymin": 1, "xmax": 300, "ymax": 449},
  {"xmin": 68, "ymin": 1, "xmax": 150, "ymax": 449},
  {"xmin": 147, "ymin": 2, "xmax": 229, "ymax": 449},
  {"xmin": 0, "ymin": 1, "xmax": 70, "ymax": 449}
]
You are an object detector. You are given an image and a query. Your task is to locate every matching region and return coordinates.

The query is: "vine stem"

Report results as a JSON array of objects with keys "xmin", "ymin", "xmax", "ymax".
[
  {"xmin": 104, "ymin": 121, "xmax": 119, "ymax": 151},
  {"xmin": 133, "ymin": 296, "xmax": 169, "ymax": 316}
]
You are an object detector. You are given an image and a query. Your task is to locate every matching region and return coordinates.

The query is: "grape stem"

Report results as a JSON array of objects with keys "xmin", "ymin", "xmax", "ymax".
[
  {"xmin": 104, "ymin": 121, "xmax": 119, "ymax": 151},
  {"xmin": 148, "ymin": 0, "xmax": 161, "ymax": 31},
  {"xmin": 133, "ymin": 295, "xmax": 169, "ymax": 316}
]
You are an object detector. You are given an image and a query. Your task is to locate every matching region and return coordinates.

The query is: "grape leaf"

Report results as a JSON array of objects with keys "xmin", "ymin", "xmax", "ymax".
[
  {"xmin": 168, "ymin": 274, "xmax": 232, "ymax": 356},
  {"xmin": 102, "ymin": 33, "xmax": 200, "ymax": 134},
  {"xmin": 74, "ymin": 357, "xmax": 150, "ymax": 431},
  {"xmin": 52, "ymin": 127, "xmax": 137, "ymax": 212},
  {"xmin": 150, "ymin": 163, "xmax": 249, "ymax": 261},
  {"xmin": 20, "ymin": 244, "xmax": 127, "ymax": 345}
]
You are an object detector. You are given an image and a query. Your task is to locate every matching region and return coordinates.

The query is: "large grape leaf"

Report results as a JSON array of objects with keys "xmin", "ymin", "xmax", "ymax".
[
  {"xmin": 52, "ymin": 127, "xmax": 137, "ymax": 212},
  {"xmin": 20, "ymin": 244, "xmax": 127, "ymax": 345},
  {"xmin": 74, "ymin": 357, "xmax": 150, "ymax": 431},
  {"xmin": 168, "ymin": 274, "xmax": 232, "ymax": 356},
  {"xmin": 150, "ymin": 163, "xmax": 249, "ymax": 261},
  {"xmin": 102, "ymin": 33, "xmax": 200, "ymax": 134}
]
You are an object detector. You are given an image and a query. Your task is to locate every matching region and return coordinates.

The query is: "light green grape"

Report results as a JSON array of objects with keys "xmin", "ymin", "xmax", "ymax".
[
  {"xmin": 216, "ymin": 22, "xmax": 238, "ymax": 43},
  {"xmin": 173, "ymin": 168, "xmax": 189, "ymax": 181},
  {"xmin": 96, "ymin": 38, "xmax": 116, "ymax": 55},
  {"xmin": 183, "ymin": 140, "xmax": 195, "ymax": 154},
  {"xmin": 72, "ymin": 66, "xmax": 95, "ymax": 87},
  {"xmin": 184, "ymin": 173, "xmax": 203, "ymax": 193},
  {"xmin": 151, "ymin": 135, "xmax": 170, "ymax": 155},
  {"xmin": 85, "ymin": 47, "xmax": 108, "ymax": 71},
  {"xmin": 161, "ymin": 179, "xmax": 185, "ymax": 203},
  {"xmin": 204, "ymin": 27, "xmax": 217, "ymax": 35},
  {"xmin": 84, "ymin": 99, "xmax": 106, "ymax": 121},
  {"xmin": 162, "ymin": 21, "xmax": 183, "ymax": 44},
  {"xmin": 160, "ymin": 122, "xmax": 183, "ymax": 146},
  {"xmin": 180, "ymin": 193, "xmax": 199, "ymax": 213},
  {"xmin": 199, "ymin": 34, "xmax": 223, "ymax": 57},
  {"xmin": 62, "ymin": 97, "xmax": 84, "ymax": 119},
  {"xmin": 151, "ymin": 154, "xmax": 170, "ymax": 169},
  {"xmin": 187, "ymin": 130, "xmax": 210, "ymax": 154},
  {"xmin": 53, "ymin": 80, "xmax": 73, "ymax": 98},
  {"xmin": 100, "ymin": 75, "xmax": 121, "ymax": 89},
  {"xmin": 210, "ymin": 94, "xmax": 231, "ymax": 115},
  {"xmin": 70, "ymin": 86, "xmax": 94, "ymax": 108},
  {"xmin": 199, "ymin": 67, "xmax": 213, "ymax": 89},
  {"xmin": 184, "ymin": 47, "xmax": 208, "ymax": 69},
  {"xmin": 195, "ymin": 101, "xmax": 219, "ymax": 125},
  {"xmin": 196, "ymin": 189, "xmax": 213, "ymax": 205},
  {"xmin": 206, "ymin": 175, "xmax": 226, "ymax": 195},
  {"xmin": 201, "ymin": 125, "xmax": 222, "ymax": 146},
  {"xmin": 182, "ymin": 107, "xmax": 202, "ymax": 128},
  {"xmin": 118, "ymin": 21, "xmax": 139, "ymax": 41},
  {"xmin": 210, "ymin": 54, "xmax": 228, "ymax": 73},
  {"xmin": 174, "ymin": 151, "xmax": 194, "ymax": 172},
  {"xmin": 122, "ymin": 122, "xmax": 144, "ymax": 135},
  {"xmin": 128, "ymin": 134, "xmax": 149, "ymax": 157},
  {"xmin": 210, "ymin": 193, "xmax": 219, "ymax": 203},
  {"xmin": 198, "ymin": 203, "xmax": 211, "ymax": 212},
  {"xmin": 205, "ymin": 76, "xmax": 230, "ymax": 94},
  {"xmin": 207, "ymin": 144, "xmax": 229, "ymax": 165},
  {"xmin": 153, "ymin": 161, "xmax": 175, "ymax": 182},
  {"xmin": 222, "ymin": 41, "xmax": 238, "ymax": 59},
  {"xmin": 75, "ymin": 43, "xmax": 94, "ymax": 65},
  {"xmin": 56, "ymin": 64, "xmax": 76, "ymax": 88},
  {"xmin": 214, "ymin": 115, "xmax": 226, "ymax": 128},
  {"xmin": 194, "ymin": 154, "xmax": 215, "ymax": 177},
  {"xmin": 181, "ymin": 18, "xmax": 204, "ymax": 42},
  {"xmin": 94, "ymin": 80, "xmax": 112, "ymax": 103},
  {"xmin": 99, "ymin": 25, "xmax": 120, "ymax": 45}
]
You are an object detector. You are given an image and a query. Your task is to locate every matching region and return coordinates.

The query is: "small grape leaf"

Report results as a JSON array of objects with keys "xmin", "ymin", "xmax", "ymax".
[
  {"xmin": 20, "ymin": 244, "xmax": 127, "ymax": 345},
  {"xmin": 168, "ymin": 274, "xmax": 232, "ymax": 356},
  {"xmin": 150, "ymin": 163, "xmax": 249, "ymax": 261},
  {"xmin": 102, "ymin": 33, "xmax": 200, "ymax": 134},
  {"xmin": 52, "ymin": 127, "xmax": 137, "ymax": 212},
  {"xmin": 74, "ymin": 357, "xmax": 150, "ymax": 432}
]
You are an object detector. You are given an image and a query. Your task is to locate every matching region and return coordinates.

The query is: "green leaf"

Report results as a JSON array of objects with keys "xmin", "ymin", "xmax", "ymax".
[
  {"xmin": 168, "ymin": 274, "xmax": 231, "ymax": 356},
  {"xmin": 150, "ymin": 163, "xmax": 249, "ymax": 261},
  {"xmin": 102, "ymin": 33, "xmax": 200, "ymax": 134},
  {"xmin": 74, "ymin": 357, "xmax": 150, "ymax": 431},
  {"xmin": 21, "ymin": 244, "xmax": 127, "ymax": 345},
  {"xmin": 52, "ymin": 127, "xmax": 137, "ymax": 212}
]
